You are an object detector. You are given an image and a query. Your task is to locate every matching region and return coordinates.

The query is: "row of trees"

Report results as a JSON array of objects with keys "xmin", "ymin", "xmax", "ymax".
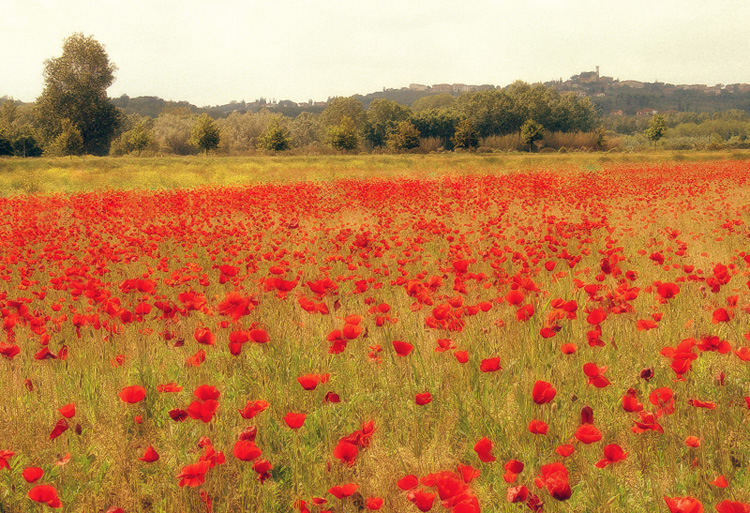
[{"xmin": 2, "ymin": 33, "xmax": 603, "ymax": 157}]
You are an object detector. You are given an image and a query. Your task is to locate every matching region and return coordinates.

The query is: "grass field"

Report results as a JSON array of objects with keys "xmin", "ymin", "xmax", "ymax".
[
  {"xmin": 0, "ymin": 154, "xmax": 749, "ymax": 513},
  {"xmin": 2, "ymin": 150, "xmax": 750, "ymax": 195}
]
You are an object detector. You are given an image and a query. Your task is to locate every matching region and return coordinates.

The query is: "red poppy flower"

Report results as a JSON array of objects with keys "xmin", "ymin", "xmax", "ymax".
[
  {"xmin": 329, "ymin": 483, "xmax": 358, "ymax": 499},
  {"xmin": 528, "ymin": 419, "xmax": 548, "ymax": 435},
  {"xmin": 119, "ymin": 385, "xmax": 146, "ymax": 404},
  {"xmin": 284, "ymin": 412, "xmax": 306, "ymax": 429},
  {"xmin": 233, "ymin": 439, "xmax": 262, "ymax": 461},
  {"xmin": 58, "ymin": 403, "xmax": 75, "ymax": 418},
  {"xmin": 28, "ymin": 484, "xmax": 62, "ymax": 508},
  {"xmin": 393, "ymin": 340, "xmax": 413, "ymax": 356},
  {"xmin": 22, "ymin": 467, "xmax": 44, "ymax": 483},
  {"xmin": 253, "ymin": 459, "xmax": 273, "ymax": 483},
  {"xmin": 595, "ymin": 444, "xmax": 628, "ymax": 468},
  {"xmin": 239, "ymin": 400, "xmax": 269, "ymax": 419},
  {"xmin": 49, "ymin": 418, "xmax": 69, "ymax": 440},
  {"xmin": 398, "ymin": 474, "xmax": 419, "ymax": 490},
  {"xmin": 139, "ymin": 446, "xmax": 160, "ymax": 463},
  {"xmin": 333, "ymin": 439, "xmax": 358, "ymax": 466},
  {"xmin": 716, "ymin": 500, "xmax": 750, "ymax": 513},
  {"xmin": 177, "ymin": 461, "xmax": 211, "ymax": 487},
  {"xmin": 664, "ymin": 496, "xmax": 704, "ymax": 513},
  {"xmin": 574, "ymin": 424, "xmax": 602, "ymax": 444},
  {"xmin": 532, "ymin": 381, "xmax": 556, "ymax": 404},
  {"xmin": 415, "ymin": 392, "xmax": 432, "ymax": 405},
  {"xmin": 473, "ymin": 437, "xmax": 495, "ymax": 462},
  {"xmin": 366, "ymin": 497, "xmax": 384, "ymax": 510},
  {"xmin": 480, "ymin": 357, "xmax": 501, "ymax": 372}
]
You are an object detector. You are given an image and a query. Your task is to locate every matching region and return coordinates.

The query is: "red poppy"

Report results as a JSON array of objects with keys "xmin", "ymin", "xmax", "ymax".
[
  {"xmin": 595, "ymin": 444, "xmax": 628, "ymax": 468},
  {"xmin": 333, "ymin": 440, "xmax": 358, "ymax": 466},
  {"xmin": 329, "ymin": 483, "xmax": 358, "ymax": 499},
  {"xmin": 473, "ymin": 437, "xmax": 495, "ymax": 462},
  {"xmin": 139, "ymin": 446, "xmax": 160, "ymax": 463},
  {"xmin": 49, "ymin": 418, "xmax": 69, "ymax": 440},
  {"xmin": 709, "ymin": 475, "xmax": 728, "ymax": 488},
  {"xmin": 28, "ymin": 484, "xmax": 62, "ymax": 508},
  {"xmin": 535, "ymin": 462, "xmax": 571, "ymax": 501},
  {"xmin": 253, "ymin": 459, "xmax": 273, "ymax": 483},
  {"xmin": 393, "ymin": 340, "xmax": 413, "ymax": 356},
  {"xmin": 574, "ymin": 424, "xmax": 602, "ymax": 444},
  {"xmin": 284, "ymin": 412, "xmax": 306, "ymax": 429},
  {"xmin": 58, "ymin": 403, "xmax": 75, "ymax": 418},
  {"xmin": 532, "ymin": 381, "xmax": 556, "ymax": 404},
  {"xmin": 480, "ymin": 357, "xmax": 501, "ymax": 372},
  {"xmin": 119, "ymin": 385, "xmax": 146, "ymax": 404},
  {"xmin": 177, "ymin": 461, "xmax": 211, "ymax": 487},
  {"xmin": 406, "ymin": 489, "xmax": 435, "ymax": 512},
  {"xmin": 233, "ymin": 439, "xmax": 262, "ymax": 461},
  {"xmin": 193, "ymin": 327, "xmax": 216, "ymax": 345},
  {"xmin": 22, "ymin": 467, "xmax": 44, "ymax": 483},
  {"xmin": 716, "ymin": 501, "xmax": 750, "ymax": 513},
  {"xmin": 366, "ymin": 497, "xmax": 384, "ymax": 510},
  {"xmin": 397, "ymin": 474, "xmax": 418, "ymax": 490},
  {"xmin": 415, "ymin": 392, "xmax": 432, "ymax": 405},
  {"xmin": 664, "ymin": 496, "xmax": 704, "ymax": 513},
  {"xmin": 528, "ymin": 419, "xmax": 548, "ymax": 435},
  {"xmin": 239, "ymin": 400, "xmax": 269, "ymax": 419}
]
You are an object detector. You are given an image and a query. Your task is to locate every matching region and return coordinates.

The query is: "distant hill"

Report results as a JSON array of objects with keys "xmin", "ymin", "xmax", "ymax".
[{"xmin": 8, "ymin": 70, "xmax": 750, "ymax": 119}]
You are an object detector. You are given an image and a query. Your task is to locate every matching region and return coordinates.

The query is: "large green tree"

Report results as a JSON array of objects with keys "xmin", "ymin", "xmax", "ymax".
[
  {"xmin": 365, "ymin": 99, "xmax": 410, "ymax": 147},
  {"xmin": 191, "ymin": 114, "xmax": 220, "ymax": 153},
  {"xmin": 36, "ymin": 33, "xmax": 120, "ymax": 155}
]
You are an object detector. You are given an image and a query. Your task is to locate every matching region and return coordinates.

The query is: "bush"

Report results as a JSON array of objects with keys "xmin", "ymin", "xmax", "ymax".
[{"xmin": 256, "ymin": 122, "xmax": 291, "ymax": 152}]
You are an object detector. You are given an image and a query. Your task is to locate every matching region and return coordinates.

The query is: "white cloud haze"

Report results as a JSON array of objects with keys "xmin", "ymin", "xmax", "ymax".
[{"xmin": 1, "ymin": 0, "xmax": 749, "ymax": 105}]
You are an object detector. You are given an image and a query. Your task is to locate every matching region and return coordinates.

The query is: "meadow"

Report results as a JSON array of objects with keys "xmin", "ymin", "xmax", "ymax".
[{"xmin": 0, "ymin": 153, "xmax": 748, "ymax": 513}]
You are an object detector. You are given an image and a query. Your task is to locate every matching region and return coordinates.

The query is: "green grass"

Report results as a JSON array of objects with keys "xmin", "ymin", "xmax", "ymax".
[{"xmin": 1, "ymin": 150, "xmax": 750, "ymax": 196}]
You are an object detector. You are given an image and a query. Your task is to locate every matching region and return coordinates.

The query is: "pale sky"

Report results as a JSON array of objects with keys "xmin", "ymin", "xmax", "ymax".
[{"xmin": 2, "ymin": 0, "xmax": 749, "ymax": 106}]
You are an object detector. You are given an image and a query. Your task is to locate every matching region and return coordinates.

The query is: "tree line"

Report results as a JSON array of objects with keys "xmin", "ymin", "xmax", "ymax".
[{"xmin": 0, "ymin": 33, "xmax": 604, "ymax": 157}]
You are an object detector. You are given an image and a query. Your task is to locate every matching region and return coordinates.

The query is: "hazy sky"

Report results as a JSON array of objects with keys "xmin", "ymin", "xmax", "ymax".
[{"xmin": 2, "ymin": 0, "xmax": 749, "ymax": 106}]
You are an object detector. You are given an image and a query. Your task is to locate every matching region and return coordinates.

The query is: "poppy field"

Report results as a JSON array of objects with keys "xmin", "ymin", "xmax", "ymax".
[{"xmin": 0, "ymin": 160, "xmax": 749, "ymax": 513}]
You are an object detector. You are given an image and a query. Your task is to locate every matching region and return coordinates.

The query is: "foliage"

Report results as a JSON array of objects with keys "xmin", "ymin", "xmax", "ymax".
[
  {"xmin": 365, "ymin": 99, "xmax": 410, "ymax": 147},
  {"xmin": 411, "ymin": 109, "xmax": 459, "ymax": 148},
  {"xmin": 452, "ymin": 118, "xmax": 478, "ymax": 149},
  {"xmin": 645, "ymin": 114, "xmax": 667, "ymax": 142},
  {"xmin": 520, "ymin": 119, "xmax": 546, "ymax": 150},
  {"xmin": 0, "ymin": 135, "xmax": 12, "ymax": 156},
  {"xmin": 46, "ymin": 118, "xmax": 83, "ymax": 156},
  {"xmin": 191, "ymin": 114, "xmax": 220, "ymax": 153},
  {"xmin": 320, "ymin": 97, "xmax": 366, "ymax": 132},
  {"xmin": 289, "ymin": 112, "xmax": 321, "ymax": 148},
  {"xmin": 387, "ymin": 120, "xmax": 421, "ymax": 151},
  {"xmin": 256, "ymin": 121, "xmax": 291, "ymax": 152},
  {"xmin": 410, "ymin": 94, "xmax": 456, "ymax": 112},
  {"xmin": 153, "ymin": 109, "xmax": 196, "ymax": 155},
  {"xmin": 326, "ymin": 116, "xmax": 359, "ymax": 151},
  {"xmin": 35, "ymin": 33, "xmax": 119, "ymax": 155}
]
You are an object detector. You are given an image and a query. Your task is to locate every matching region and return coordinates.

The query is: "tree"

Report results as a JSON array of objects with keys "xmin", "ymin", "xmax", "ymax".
[
  {"xmin": 387, "ymin": 121, "xmax": 421, "ymax": 151},
  {"xmin": 365, "ymin": 99, "xmax": 410, "ymax": 147},
  {"xmin": 256, "ymin": 121, "xmax": 291, "ymax": 152},
  {"xmin": 12, "ymin": 136, "xmax": 43, "ymax": 157},
  {"xmin": 520, "ymin": 119, "xmax": 545, "ymax": 151},
  {"xmin": 36, "ymin": 33, "xmax": 120, "ymax": 155},
  {"xmin": 153, "ymin": 108, "xmax": 196, "ymax": 154},
  {"xmin": 47, "ymin": 118, "xmax": 83, "ymax": 156},
  {"xmin": 128, "ymin": 120, "xmax": 153, "ymax": 155},
  {"xmin": 191, "ymin": 113, "xmax": 220, "ymax": 153},
  {"xmin": 320, "ymin": 97, "xmax": 366, "ymax": 133},
  {"xmin": 452, "ymin": 118, "xmax": 478, "ymax": 150},
  {"xmin": 326, "ymin": 116, "xmax": 359, "ymax": 151},
  {"xmin": 0, "ymin": 135, "xmax": 12, "ymax": 156},
  {"xmin": 411, "ymin": 108, "xmax": 459, "ymax": 149},
  {"xmin": 645, "ymin": 114, "xmax": 666, "ymax": 143}
]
